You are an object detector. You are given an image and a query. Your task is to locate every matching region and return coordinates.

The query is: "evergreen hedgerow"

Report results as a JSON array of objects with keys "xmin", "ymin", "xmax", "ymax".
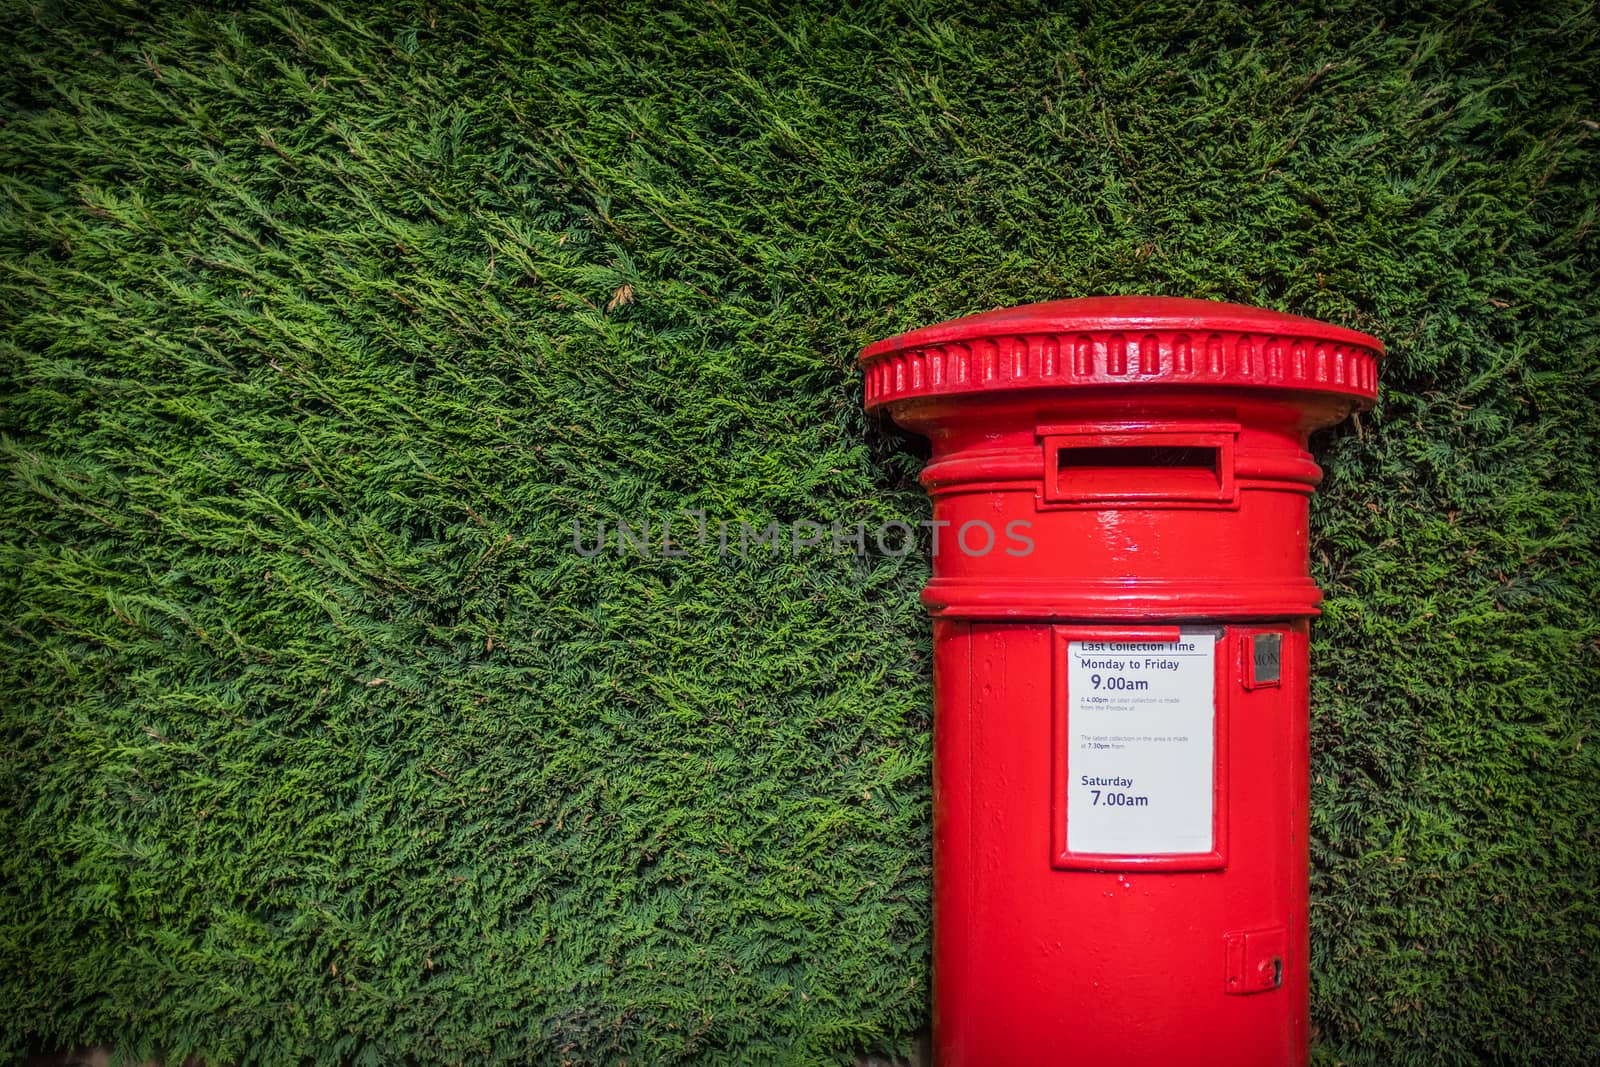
[{"xmin": 2, "ymin": 2, "xmax": 1596, "ymax": 1064}]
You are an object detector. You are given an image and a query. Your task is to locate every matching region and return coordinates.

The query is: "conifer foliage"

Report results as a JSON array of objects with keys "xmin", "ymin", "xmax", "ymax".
[{"xmin": 2, "ymin": 2, "xmax": 1596, "ymax": 1064}]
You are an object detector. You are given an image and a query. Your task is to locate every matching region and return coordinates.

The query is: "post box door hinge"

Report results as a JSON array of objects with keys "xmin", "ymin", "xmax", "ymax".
[{"xmin": 1224, "ymin": 926, "xmax": 1286, "ymax": 995}]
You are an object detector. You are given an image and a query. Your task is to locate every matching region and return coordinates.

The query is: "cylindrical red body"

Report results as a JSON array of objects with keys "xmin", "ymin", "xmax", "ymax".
[{"xmin": 860, "ymin": 298, "xmax": 1382, "ymax": 1066}]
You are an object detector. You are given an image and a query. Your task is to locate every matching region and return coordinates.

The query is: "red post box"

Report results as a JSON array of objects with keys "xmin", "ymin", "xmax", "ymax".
[{"xmin": 860, "ymin": 297, "xmax": 1383, "ymax": 1066}]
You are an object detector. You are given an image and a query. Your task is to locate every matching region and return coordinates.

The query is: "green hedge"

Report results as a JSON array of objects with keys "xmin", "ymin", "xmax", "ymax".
[{"xmin": 2, "ymin": 2, "xmax": 1596, "ymax": 1064}]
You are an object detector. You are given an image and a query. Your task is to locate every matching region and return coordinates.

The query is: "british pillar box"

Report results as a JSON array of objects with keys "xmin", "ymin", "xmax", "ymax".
[{"xmin": 860, "ymin": 297, "xmax": 1383, "ymax": 1066}]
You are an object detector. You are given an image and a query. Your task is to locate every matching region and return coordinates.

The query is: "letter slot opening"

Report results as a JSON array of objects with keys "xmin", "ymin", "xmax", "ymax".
[{"xmin": 1042, "ymin": 430, "xmax": 1237, "ymax": 506}]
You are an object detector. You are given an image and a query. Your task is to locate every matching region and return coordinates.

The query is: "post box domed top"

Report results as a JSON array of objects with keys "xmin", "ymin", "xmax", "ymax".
[{"xmin": 860, "ymin": 296, "xmax": 1383, "ymax": 415}]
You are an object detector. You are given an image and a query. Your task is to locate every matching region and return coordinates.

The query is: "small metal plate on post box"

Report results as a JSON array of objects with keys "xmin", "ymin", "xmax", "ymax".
[
  {"xmin": 1249, "ymin": 632, "xmax": 1282, "ymax": 688},
  {"xmin": 1224, "ymin": 925, "xmax": 1287, "ymax": 995}
]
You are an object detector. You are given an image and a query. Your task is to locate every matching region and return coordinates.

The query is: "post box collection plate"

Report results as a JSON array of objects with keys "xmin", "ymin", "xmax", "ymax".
[
  {"xmin": 861, "ymin": 296, "xmax": 1382, "ymax": 1067},
  {"xmin": 1057, "ymin": 628, "xmax": 1224, "ymax": 865}
]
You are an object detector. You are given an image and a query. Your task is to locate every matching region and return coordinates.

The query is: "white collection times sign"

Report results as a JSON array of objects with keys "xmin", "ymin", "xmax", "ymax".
[{"xmin": 1065, "ymin": 633, "xmax": 1217, "ymax": 855}]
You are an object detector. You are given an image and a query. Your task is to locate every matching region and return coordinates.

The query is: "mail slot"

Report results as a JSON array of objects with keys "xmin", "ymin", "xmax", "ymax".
[
  {"xmin": 860, "ymin": 297, "xmax": 1383, "ymax": 1066},
  {"xmin": 1043, "ymin": 427, "xmax": 1236, "ymax": 505}
]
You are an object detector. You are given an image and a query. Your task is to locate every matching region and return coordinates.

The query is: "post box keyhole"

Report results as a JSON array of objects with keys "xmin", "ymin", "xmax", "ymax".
[
  {"xmin": 1225, "ymin": 927, "xmax": 1287, "ymax": 995},
  {"xmin": 1254, "ymin": 956, "xmax": 1283, "ymax": 991}
]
